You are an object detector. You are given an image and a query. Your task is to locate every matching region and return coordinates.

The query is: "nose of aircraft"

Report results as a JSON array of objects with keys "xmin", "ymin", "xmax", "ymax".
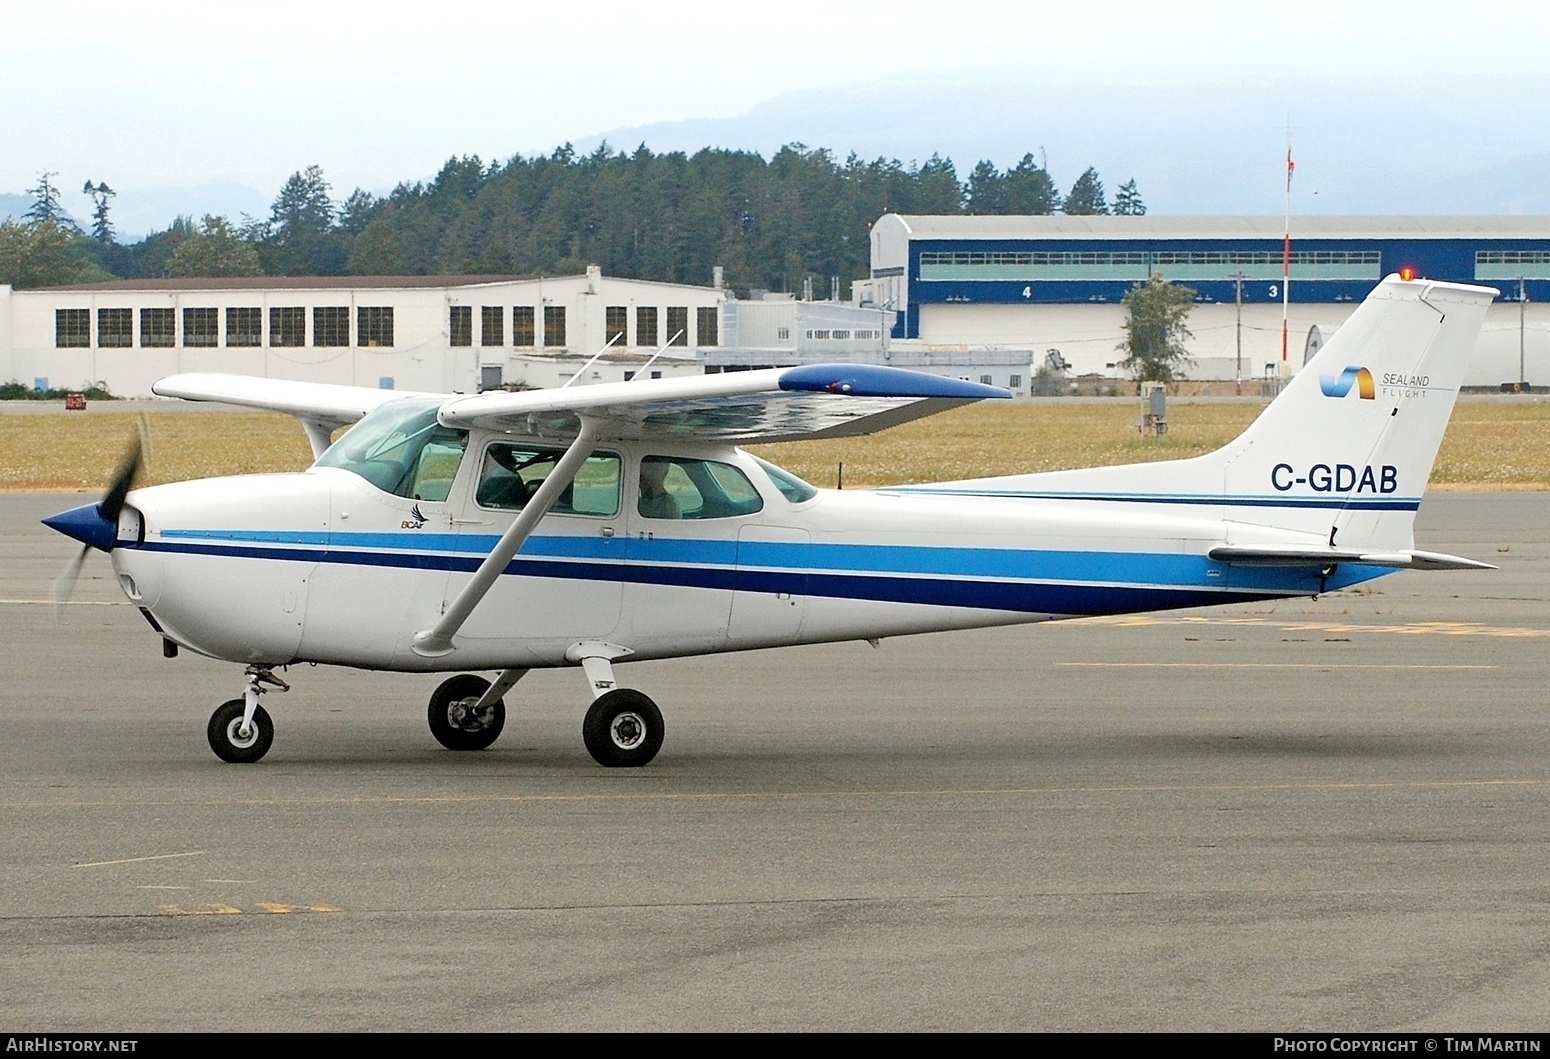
[{"xmin": 42, "ymin": 502, "xmax": 118, "ymax": 552}]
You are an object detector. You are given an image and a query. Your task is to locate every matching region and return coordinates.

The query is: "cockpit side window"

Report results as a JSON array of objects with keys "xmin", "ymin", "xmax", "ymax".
[
  {"xmin": 476, "ymin": 444, "xmax": 621, "ymax": 517},
  {"xmin": 314, "ymin": 399, "xmax": 469, "ymax": 500}
]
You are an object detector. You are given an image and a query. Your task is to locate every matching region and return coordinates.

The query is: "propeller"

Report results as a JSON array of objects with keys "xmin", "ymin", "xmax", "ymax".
[{"xmin": 43, "ymin": 423, "xmax": 147, "ymax": 618}]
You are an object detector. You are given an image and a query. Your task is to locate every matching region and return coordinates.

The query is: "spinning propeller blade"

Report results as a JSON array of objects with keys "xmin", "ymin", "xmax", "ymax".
[{"xmin": 44, "ymin": 429, "xmax": 146, "ymax": 615}]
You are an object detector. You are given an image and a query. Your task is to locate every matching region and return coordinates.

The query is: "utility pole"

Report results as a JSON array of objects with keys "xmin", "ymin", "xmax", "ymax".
[
  {"xmin": 1235, "ymin": 272, "xmax": 1244, "ymax": 394},
  {"xmin": 1521, "ymin": 276, "xmax": 1528, "ymax": 389}
]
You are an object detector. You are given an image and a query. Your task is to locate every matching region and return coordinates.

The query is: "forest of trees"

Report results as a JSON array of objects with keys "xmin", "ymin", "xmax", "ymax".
[{"xmin": 0, "ymin": 146, "xmax": 1146, "ymax": 296}]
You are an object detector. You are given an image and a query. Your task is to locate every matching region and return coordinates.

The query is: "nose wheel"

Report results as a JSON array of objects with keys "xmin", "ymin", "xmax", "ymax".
[
  {"xmin": 208, "ymin": 698, "xmax": 274, "ymax": 763},
  {"xmin": 207, "ymin": 665, "xmax": 286, "ymax": 763}
]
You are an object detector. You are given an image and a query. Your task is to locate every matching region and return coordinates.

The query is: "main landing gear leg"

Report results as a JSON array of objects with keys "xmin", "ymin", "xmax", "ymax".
[
  {"xmin": 568, "ymin": 642, "xmax": 663, "ymax": 769},
  {"xmin": 207, "ymin": 665, "xmax": 287, "ymax": 763}
]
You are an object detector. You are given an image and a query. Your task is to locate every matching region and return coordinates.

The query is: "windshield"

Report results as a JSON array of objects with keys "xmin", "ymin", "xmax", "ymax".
[
  {"xmin": 751, "ymin": 455, "xmax": 818, "ymax": 504},
  {"xmin": 315, "ymin": 399, "xmax": 468, "ymax": 501}
]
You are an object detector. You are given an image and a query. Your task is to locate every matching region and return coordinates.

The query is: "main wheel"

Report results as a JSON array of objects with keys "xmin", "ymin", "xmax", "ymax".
[
  {"xmin": 208, "ymin": 698, "xmax": 274, "ymax": 763},
  {"xmin": 427, "ymin": 675, "xmax": 506, "ymax": 751},
  {"xmin": 582, "ymin": 689, "xmax": 664, "ymax": 768}
]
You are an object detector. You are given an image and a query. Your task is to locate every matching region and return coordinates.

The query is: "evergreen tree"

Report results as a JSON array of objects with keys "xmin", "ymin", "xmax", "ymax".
[
  {"xmin": 1004, "ymin": 154, "xmax": 1059, "ymax": 214},
  {"xmin": 965, "ymin": 160, "xmax": 1007, "ymax": 214},
  {"xmin": 1063, "ymin": 167, "xmax": 1110, "ymax": 215},
  {"xmin": 1112, "ymin": 178, "xmax": 1146, "ymax": 216},
  {"xmin": 82, "ymin": 181, "xmax": 116, "ymax": 242},
  {"xmin": 1118, "ymin": 274, "xmax": 1196, "ymax": 385},
  {"xmin": 24, "ymin": 173, "xmax": 75, "ymax": 229},
  {"xmin": 263, "ymin": 165, "xmax": 346, "ymax": 275}
]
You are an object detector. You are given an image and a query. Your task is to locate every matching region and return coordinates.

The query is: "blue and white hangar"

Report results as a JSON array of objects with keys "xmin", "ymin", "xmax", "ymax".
[{"xmin": 855, "ymin": 214, "xmax": 1550, "ymax": 387}]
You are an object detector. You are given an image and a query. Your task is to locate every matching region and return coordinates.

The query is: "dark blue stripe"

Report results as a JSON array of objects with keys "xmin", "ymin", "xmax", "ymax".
[{"xmin": 138, "ymin": 538, "xmax": 1382, "ymax": 615}]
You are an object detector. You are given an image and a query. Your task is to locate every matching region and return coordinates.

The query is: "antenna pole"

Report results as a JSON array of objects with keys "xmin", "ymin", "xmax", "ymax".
[{"xmin": 1522, "ymin": 276, "xmax": 1529, "ymax": 388}]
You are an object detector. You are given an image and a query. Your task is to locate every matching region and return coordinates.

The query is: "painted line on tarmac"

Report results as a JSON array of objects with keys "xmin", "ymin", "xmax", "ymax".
[
  {"xmin": 73, "ymin": 850, "xmax": 208, "ymax": 868},
  {"xmin": 1074, "ymin": 614, "xmax": 1550, "ymax": 637},
  {"xmin": 18, "ymin": 778, "xmax": 1545, "ymax": 813},
  {"xmin": 1057, "ymin": 662, "xmax": 1495, "ymax": 669}
]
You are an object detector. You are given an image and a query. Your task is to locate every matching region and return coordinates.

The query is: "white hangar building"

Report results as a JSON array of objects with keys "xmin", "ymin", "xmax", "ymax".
[
  {"xmin": 855, "ymin": 214, "xmax": 1550, "ymax": 388},
  {"xmin": 0, "ymin": 266, "xmax": 724, "ymax": 397}
]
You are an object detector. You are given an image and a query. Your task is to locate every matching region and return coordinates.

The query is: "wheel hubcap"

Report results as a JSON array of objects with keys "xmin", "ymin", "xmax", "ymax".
[
  {"xmin": 226, "ymin": 718, "xmax": 259, "ymax": 749},
  {"xmin": 448, "ymin": 697, "xmax": 490, "ymax": 732},
  {"xmin": 609, "ymin": 711, "xmax": 646, "ymax": 751}
]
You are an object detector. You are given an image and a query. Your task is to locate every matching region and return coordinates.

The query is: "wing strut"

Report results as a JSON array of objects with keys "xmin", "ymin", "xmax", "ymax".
[{"xmin": 411, "ymin": 419, "xmax": 600, "ymax": 657}]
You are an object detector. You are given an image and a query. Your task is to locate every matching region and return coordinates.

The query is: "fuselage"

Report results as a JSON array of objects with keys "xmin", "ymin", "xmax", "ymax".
[{"xmin": 107, "ymin": 431, "xmax": 1388, "ymax": 672}]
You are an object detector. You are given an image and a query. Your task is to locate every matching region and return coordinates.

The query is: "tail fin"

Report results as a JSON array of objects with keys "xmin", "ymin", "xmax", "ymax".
[
  {"xmin": 1215, "ymin": 275, "xmax": 1494, "ymax": 548},
  {"xmin": 923, "ymin": 274, "xmax": 1498, "ymax": 551}
]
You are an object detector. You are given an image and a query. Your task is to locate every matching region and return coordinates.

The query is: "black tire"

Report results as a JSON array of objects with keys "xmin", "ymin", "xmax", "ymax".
[
  {"xmin": 582, "ymin": 689, "xmax": 664, "ymax": 768},
  {"xmin": 208, "ymin": 698, "xmax": 274, "ymax": 764},
  {"xmin": 427, "ymin": 675, "xmax": 506, "ymax": 751}
]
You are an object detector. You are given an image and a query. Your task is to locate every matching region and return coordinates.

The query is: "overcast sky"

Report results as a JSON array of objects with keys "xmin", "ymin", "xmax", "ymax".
[{"xmin": 5, "ymin": 0, "xmax": 1550, "ymax": 200}]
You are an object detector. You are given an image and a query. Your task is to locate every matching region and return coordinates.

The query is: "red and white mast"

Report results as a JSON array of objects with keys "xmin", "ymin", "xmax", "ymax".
[{"xmin": 1282, "ymin": 136, "xmax": 1294, "ymax": 374}]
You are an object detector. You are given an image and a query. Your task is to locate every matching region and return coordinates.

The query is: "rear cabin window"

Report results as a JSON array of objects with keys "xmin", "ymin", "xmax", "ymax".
[
  {"xmin": 638, "ymin": 456, "xmax": 763, "ymax": 520},
  {"xmin": 476, "ymin": 445, "xmax": 621, "ymax": 518}
]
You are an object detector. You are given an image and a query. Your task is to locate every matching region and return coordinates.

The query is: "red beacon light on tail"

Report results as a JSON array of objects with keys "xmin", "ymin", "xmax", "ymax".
[{"xmin": 1399, "ymin": 266, "xmax": 1418, "ymax": 281}]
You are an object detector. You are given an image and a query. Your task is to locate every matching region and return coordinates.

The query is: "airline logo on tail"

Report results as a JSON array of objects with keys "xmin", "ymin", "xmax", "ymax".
[{"xmin": 1320, "ymin": 366, "xmax": 1375, "ymax": 400}]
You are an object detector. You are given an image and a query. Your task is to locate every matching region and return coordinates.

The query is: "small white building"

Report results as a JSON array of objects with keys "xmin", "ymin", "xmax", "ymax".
[{"xmin": 1, "ymin": 266, "xmax": 724, "ymax": 397}]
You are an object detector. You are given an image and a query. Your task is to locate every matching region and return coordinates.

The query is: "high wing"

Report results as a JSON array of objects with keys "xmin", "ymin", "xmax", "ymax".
[
  {"xmin": 152, "ymin": 373, "xmax": 441, "ymax": 456},
  {"xmin": 435, "ymin": 364, "xmax": 1010, "ymax": 442}
]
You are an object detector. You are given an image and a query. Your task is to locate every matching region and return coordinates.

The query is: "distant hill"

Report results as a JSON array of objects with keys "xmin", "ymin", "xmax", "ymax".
[{"xmin": 576, "ymin": 73, "xmax": 1550, "ymax": 216}]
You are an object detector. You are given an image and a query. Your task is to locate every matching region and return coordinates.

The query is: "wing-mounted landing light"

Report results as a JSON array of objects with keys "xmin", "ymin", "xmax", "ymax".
[{"xmin": 42, "ymin": 429, "xmax": 145, "ymax": 613}]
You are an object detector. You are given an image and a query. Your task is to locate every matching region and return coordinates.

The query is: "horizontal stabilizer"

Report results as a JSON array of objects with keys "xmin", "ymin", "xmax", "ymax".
[{"xmin": 1208, "ymin": 546, "xmax": 1496, "ymax": 571}]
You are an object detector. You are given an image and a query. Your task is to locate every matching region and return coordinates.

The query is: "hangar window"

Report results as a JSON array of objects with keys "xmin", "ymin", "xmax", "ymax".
[
  {"xmin": 544, "ymin": 305, "xmax": 567, "ymax": 347},
  {"xmin": 140, "ymin": 308, "xmax": 174, "ymax": 347},
  {"xmin": 480, "ymin": 305, "xmax": 503, "ymax": 346},
  {"xmin": 55, "ymin": 309, "xmax": 90, "ymax": 348},
  {"xmin": 226, "ymin": 307, "xmax": 261, "ymax": 346},
  {"xmin": 358, "ymin": 306, "xmax": 394, "ymax": 347},
  {"xmin": 314, "ymin": 306, "xmax": 350, "ymax": 347},
  {"xmin": 450, "ymin": 305, "xmax": 472, "ymax": 346},
  {"xmin": 183, "ymin": 307, "xmax": 218, "ymax": 347},
  {"xmin": 606, "ymin": 305, "xmax": 628, "ymax": 348},
  {"xmin": 1010, "ymin": 374, "xmax": 1023, "ymax": 389},
  {"xmin": 271, "ymin": 306, "xmax": 305, "ymax": 347},
  {"xmin": 98, "ymin": 308, "xmax": 132, "ymax": 347},
  {"xmin": 980, "ymin": 374, "xmax": 994, "ymax": 385},
  {"xmin": 512, "ymin": 306, "xmax": 535, "ymax": 346},
  {"xmin": 696, "ymin": 306, "xmax": 718, "ymax": 346},
  {"xmin": 666, "ymin": 306, "xmax": 688, "ymax": 346},
  {"xmin": 476, "ymin": 444, "xmax": 621, "ymax": 517},
  {"xmin": 636, "ymin": 306, "xmax": 658, "ymax": 347},
  {"xmin": 777, "ymin": 327, "xmax": 790, "ymax": 341},
  {"xmin": 1476, "ymin": 250, "xmax": 1550, "ymax": 280}
]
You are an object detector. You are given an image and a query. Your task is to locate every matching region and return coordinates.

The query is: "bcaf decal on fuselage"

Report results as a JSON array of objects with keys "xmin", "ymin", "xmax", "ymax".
[{"xmin": 1320, "ymin": 365, "xmax": 1376, "ymax": 399}]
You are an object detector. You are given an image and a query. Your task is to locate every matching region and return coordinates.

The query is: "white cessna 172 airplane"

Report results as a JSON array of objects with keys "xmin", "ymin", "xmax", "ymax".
[{"xmin": 45, "ymin": 274, "xmax": 1498, "ymax": 768}]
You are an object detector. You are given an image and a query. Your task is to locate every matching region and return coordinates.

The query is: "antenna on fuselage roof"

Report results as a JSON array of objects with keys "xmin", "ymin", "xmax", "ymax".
[
  {"xmin": 630, "ymin": 330, "xmax": 685, "ymax": 382},
  {"xmin": 559, "ymin": 331, "xmax": 623, "ymax": 389}
]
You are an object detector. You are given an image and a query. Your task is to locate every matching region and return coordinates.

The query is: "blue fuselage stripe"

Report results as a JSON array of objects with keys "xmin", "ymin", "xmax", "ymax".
[{"xmin": 140, "ymin": 531, "xmax": 1382, "ymax": 616}]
